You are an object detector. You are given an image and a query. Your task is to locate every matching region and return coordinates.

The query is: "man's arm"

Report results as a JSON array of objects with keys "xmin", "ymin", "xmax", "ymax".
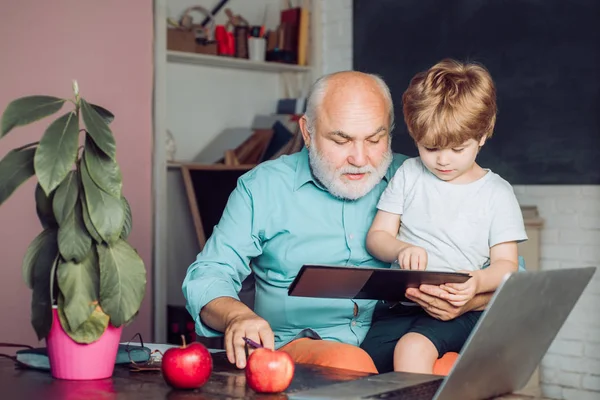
[
  {"xmin": 405, "ymin": 286, "xmax": 493, "ymax": 321},
  {"xmin": 182, "ymin": 176, "xmax": 274, "ymax": 368},
  {"xmin": 405, "ymin": 255, "xmax": 526, "ymax": 320},
  {"xmin": 200, "ymin": 297, "xmax": 253, "ymax": 334},
  {"xmin": 471, "ymin": 292, "xmax": 494, "ymax": 311}
]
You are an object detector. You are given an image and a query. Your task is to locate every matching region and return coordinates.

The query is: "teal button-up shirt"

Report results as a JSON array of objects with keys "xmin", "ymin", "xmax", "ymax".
[
  {"xmin": 182, "ymin": 148, "xmax": 409, "ymax": 348},
  {"xmin": 181, "ymin": 149, "xmax": 525, "ymax": 349}
]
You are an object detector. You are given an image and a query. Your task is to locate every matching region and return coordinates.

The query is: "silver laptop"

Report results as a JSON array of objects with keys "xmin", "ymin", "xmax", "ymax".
[{"xmin": 289, "ymin": 266, "xmax": 596, "ymax": 400}]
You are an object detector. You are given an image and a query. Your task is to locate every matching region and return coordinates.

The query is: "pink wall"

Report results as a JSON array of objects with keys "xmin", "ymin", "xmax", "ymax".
[{"xmin": 0, "ymin": 1, "xmax": 154, "ymax": 348}]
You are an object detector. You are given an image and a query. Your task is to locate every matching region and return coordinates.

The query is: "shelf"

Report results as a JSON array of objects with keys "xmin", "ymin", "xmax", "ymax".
[{"xmin": 167, "ymin": 50, "xmax": 311, "ymax": 73}]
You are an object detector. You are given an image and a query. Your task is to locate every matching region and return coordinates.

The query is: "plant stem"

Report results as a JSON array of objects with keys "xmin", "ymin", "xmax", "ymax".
[{"xmin": 181, "ymin": 334, "xmax": 187, "ymax": 349}]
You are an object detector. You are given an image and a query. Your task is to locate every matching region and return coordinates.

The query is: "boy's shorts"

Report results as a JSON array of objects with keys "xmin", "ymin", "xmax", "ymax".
[{"xmin": 360, "ymin": 301, "xmax": 483, "ymax": 374}]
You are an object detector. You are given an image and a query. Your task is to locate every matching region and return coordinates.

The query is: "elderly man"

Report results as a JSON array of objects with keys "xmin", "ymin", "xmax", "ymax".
[{"xmin": 182, "ymin": 71, "xmax": 497, "ymax": 373}]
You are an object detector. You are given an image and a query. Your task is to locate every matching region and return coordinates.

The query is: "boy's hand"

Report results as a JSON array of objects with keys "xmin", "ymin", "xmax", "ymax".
[
  {"xmin": 439, "ymin": 270, "xmax": 479, "ymax": 307},
  {"xmin": 397, "ymin": 245, "xmax": 428, "ymax": 270}
]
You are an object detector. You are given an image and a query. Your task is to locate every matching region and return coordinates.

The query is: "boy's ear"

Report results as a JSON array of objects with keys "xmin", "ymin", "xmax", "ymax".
[{"xmin": 478, "ymin": 135, "xmax": 487, "ymax": 147}]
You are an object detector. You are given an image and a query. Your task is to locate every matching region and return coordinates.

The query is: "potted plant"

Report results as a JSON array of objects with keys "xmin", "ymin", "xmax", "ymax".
[{"xmin": 0, "ymin": 81, "xmax": 146, "ymax": 380}]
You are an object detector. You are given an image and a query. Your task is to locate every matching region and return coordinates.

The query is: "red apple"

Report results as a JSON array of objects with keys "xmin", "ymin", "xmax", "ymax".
[
  {"xmin": 245, "ymin": 347, "xmax": 295, "ymax": 393},
  {"xmin": 161, "ymin": 335, "xmax": 213, "ymax": 389}
]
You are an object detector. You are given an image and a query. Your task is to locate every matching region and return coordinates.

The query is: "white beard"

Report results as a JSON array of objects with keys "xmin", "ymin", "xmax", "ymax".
[{"xmin": 308, "ymin": 144, "xmax": 392, "ymax": 200}]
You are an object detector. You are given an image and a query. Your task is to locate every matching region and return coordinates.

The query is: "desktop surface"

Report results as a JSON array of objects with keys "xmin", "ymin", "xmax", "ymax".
[{"xmin": 0, "ymin": 351, "xmax": 548, "ymax": 399}]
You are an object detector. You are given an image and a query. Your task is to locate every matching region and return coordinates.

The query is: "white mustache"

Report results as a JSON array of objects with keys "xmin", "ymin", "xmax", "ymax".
[{"xmin": 338, "ymin": 166, "xmax": 376, "ymax": 175}]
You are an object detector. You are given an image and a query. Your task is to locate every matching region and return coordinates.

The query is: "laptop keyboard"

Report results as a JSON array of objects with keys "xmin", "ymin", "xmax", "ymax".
[{"xmin": 361, "ymin": 379, "xmax": 442, "ymax": 400}]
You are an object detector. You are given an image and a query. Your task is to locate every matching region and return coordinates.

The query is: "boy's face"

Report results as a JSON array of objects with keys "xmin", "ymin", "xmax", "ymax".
[{"xmin": 416, "ymin": 136, "xmax": 486, "ymax": 184}]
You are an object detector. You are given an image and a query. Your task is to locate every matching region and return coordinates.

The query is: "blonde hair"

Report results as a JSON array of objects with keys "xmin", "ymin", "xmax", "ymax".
[{"xmin": 402, "ymin": 59, "xmax": 497, "ymax": 148}]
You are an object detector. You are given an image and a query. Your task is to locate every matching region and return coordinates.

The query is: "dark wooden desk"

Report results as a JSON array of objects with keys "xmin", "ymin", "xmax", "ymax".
[
  {"xmin": 0, "ymin": 352, "xmax": 371, "ymax": 400},
  {"xmin": 0, "ymin": 352, "xmax": 549, "ymax": 400}
]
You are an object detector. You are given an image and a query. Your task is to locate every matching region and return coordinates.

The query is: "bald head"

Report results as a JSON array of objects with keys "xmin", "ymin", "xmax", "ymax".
[{"xmin": 304, "ymin": 71, "xmax": 395, "ymax": 135}]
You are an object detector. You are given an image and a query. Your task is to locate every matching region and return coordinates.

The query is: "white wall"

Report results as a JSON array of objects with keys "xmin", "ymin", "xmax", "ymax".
[
  {"xmin": 322, "ymin": 1, "xmax": 600, "ymax": 399},
  {"xmin": 320, "ymin": 0, "xmax": 353, "ymax": 74},
  {"xmin": 166, "ymin": 0, "xmax": 286, "ymax": 161},
  {"xmin": 166, "ymin": 64, "xmax": 279, "ymax": 160},
  {"xmin": 513, "ymin": 186, "xmax": 600, "ymax": 400}
]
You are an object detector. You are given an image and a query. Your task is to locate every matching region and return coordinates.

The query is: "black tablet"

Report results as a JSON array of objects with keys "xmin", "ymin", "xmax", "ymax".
[{"xmin": 287, "ymin": 264, "xmax": 471, "ymax": 301}]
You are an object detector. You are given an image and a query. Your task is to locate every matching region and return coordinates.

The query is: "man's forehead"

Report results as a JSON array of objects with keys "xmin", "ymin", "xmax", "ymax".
[{"xmin": 320, "ymin": 96, "xmax": 387, "ymax": 121}]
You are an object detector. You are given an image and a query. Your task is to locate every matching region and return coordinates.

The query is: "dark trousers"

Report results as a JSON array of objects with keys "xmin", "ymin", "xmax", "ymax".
[{"xmin": 361, "ymin": 301, "xmax": 482, "ymax": 374}]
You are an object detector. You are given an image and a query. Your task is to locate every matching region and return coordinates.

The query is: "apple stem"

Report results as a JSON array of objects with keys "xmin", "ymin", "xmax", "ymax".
[
  {"xmin": 181, "ymin": 334, "xmax": 187, "ymax": 349},
  {"xmin": 243, "ymin": 337, "xmax": 263, "ymax": 349}
]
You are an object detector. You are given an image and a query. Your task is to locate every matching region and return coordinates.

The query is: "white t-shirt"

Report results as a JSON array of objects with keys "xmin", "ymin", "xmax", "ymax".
[{"xmin": 377, "ymin": 157, "xmax": 528, "ymax": 272}]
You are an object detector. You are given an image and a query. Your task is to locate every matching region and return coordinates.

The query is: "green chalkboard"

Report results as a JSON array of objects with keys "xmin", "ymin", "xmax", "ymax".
[{"xmin": 353, "ymin": 0, "xmax": 599, "ymax": 184}]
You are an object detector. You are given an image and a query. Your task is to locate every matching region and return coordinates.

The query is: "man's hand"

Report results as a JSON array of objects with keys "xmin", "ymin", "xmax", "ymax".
[
  {"xmin": 224, "ymin": 312, "xmax": 275, "ymax": 369},
  {"xmin": 200, "ymin": 297, "xmax": 275, "ymax": 369},
  {"xmin": 405, "ymin": 285, "xmax": 467, "ymax": 321},
  {"xmin": 439, "ymin": 271, "xmax": 479, "ymax": 307},
  {"xmin": 397, "ymin": 245, "xmax": 428, "ymax": 270}
]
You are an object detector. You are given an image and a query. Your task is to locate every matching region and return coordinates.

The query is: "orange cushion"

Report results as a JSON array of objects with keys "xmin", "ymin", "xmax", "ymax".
[
  {"xmin": 281, "ymin": 338, "xmax": 459, "ymax": 375},
  {"xmin": 280, "ymin": 338, "xmax": 378, "ymax": 374},
  {"xmin": 433, "ymin": 352, "xmax": 459, "ymax": 376}
]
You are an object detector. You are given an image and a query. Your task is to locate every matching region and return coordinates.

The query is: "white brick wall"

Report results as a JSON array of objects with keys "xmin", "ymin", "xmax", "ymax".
[
  {"xmin": 319, "ymin": 0, "xmax": 353, "ymax": 74},
  {"xmin": 497, "ymin": 187, "xmax": 600, "ymax": 400},
  {"xmin": 319, "ymin": 1, "xmax": 600, "ymax": 398}
]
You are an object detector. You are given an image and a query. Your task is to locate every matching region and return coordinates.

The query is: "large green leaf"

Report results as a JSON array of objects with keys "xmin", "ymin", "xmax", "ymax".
[
  {"xmin": 34, "ymin": 112, "xmax": 79, "ymax": 195},
  {"xmin": 1, "ymin": 96, "xmax": 65, "ymax": 137},
  {"xmin": 80, "ymin": 192, "xmax": 103, "ymax": 243},
  {"xmin": 120, "ymin": 196, "xmax": 132, "ymax": 240},
  {"xmin": 98, "ymin": 240, "xmax": 146, "ymax": 327},
  {"xmin": 90, "ymin": 104, "xmax": 114, "ymax": 124},
  {"xmin": 80, "ymin": 99, "xmax": 116, "ymax": 159},
  {"xmin": 0, "ymin": 147, "xmax": 36, "ymax": 206},
  {"xmin": 52, "ymin": 170, "xmax": 78, "ymax": 225},
  {"xmin": 35, "ymin": 184, "xmax": 57, "ymax": 228},
  {"xmin": 57, "ymin": 249, "xmax": 98, "ymax": 332},
  {"xmin": 57, "ymin": 295, "xmax": 109, "ymax": 344},
  {"xmin": 80, "ymin": 161, "xmax": 124, "ymax": 244},
  {"xmin": 57, "ymin": 199, "xmax": 92, "ymax": 262},
  {"xmin": 22, "ymin": 228, "xmax": 57, "ymax": 289},
  {"xmin": 83, "ymin": 135, "xmax": 122, "ymax": 198},
  {"xmin": 31, "ymin": 233, "xmax": 59, "ymax": 340}
]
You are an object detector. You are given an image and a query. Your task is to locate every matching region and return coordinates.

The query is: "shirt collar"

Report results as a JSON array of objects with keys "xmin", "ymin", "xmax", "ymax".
[
  {"xmin": 294, "ymin": 147, "xmax": 317, "ymax": 191},
  {"xmin": 383, "ymin": 160, "xmax": 395, "ymax": 182},
  {"xmin": 294, "ymin": 147, "xmax": 393, "ymax": 191}
]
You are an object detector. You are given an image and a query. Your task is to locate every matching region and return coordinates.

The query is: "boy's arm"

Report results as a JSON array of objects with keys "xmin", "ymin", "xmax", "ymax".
[
  {"xmin": 367, "ymin": 161, "xmax": 407, "ymax": 263},
  {"xmin": 409, "ymin": 255, "xmax": 526, "ymax": 318},
  {"xmin": 472, "ymin": 241, "xmax": 519, "ymax": 294},
  {"xmin": 367, "ymin": 211, "xmax": 428, "ymax": 270},
  {"xmin": 366, "ymin": 210, "xmax": 404, "ymax": 262},
  {"xmin": 439, "ymin": 241, "xmax": 519, "ymax": 306},
  {"xmin": 370, "ymin": 161, "xmax": 428, "ymax": 269}
]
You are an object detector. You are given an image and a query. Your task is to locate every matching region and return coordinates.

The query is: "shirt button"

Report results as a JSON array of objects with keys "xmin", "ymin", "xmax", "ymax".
[
  {"xmin": 351, "ymin": 321, "xmax": 357, "ymax": 326},
  {"xmin": 349, "ymin": 234, "xmax": 354, "ymax": 240}
]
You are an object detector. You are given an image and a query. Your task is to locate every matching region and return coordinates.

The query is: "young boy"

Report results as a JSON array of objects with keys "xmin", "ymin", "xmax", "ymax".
[{"xmin": 360, "ymin": 59, "xmax": 527, "ymax": 374}]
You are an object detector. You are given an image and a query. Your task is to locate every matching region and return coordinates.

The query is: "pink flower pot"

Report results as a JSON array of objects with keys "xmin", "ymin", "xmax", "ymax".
[
  {"xmin": 47, "ymin": 377, "xmax": 117, "ymax": 400},
  {"xmin": 46, "ymin": 307, "xmax": 123, "ymax": 380}
]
